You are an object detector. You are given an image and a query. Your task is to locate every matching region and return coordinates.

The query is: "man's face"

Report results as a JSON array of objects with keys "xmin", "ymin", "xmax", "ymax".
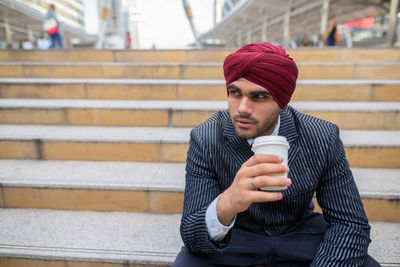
[{"xmin": 228, "ymin": 78, "xmax": 281, "ymax": 139}]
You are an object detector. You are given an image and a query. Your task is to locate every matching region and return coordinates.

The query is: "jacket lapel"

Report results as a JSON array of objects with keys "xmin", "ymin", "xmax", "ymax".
[
  {"xmin": 223, "ymin": 118, "xmax": 253, "ymax": 167},
  {"xmin": 279, "ymin": 107, "xmax": 300, "ymax": 167}
]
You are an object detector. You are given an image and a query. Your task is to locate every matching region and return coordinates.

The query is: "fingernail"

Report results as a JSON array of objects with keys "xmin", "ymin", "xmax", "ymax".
[
  {"xmin": 285, "ymin": 166, "xmax": 289, "ymax": 173},
  {"xmin": 278, "ymin": 193, "xmax": 283, "ymax": 199},
  {"xmin": 286, "ymin": 178, "xmax": 292, "ymax": 186},
  {"xmin": 278, "ymin": 156, "xmax": 284, "ymax": 162}
]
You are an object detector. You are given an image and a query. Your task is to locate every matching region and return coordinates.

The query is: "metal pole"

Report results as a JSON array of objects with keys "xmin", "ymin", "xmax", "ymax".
[
  {"xmin": 96, "ymin": 0, "xmax": 111, "ymax": 49},
  {"xmin": 387, "ymin": 0, "xmax": 399, "ymax": 47},
  {"xmin": 283, "ymin": 6, "xmax": 291, "ymax": 48},
  {"xmin": 27, "ymin": 26, "xmax": 34, "ymax": 43},
  {"xmin": 213, "ymin": 0, "xmax": 217, "ymax": 26},
  {"xmin": 246, "ymin": 28, "xmax": 252, "ymax": 44},
  {"xmin": 320, "ymin": 0, "xmax": 330, "ymax": 35},
  {"xmin": 344, "ymin": 27, "xmax": 353, "ymax": 48},
  {"xmin": 236, "ymin": 33, "xmax": 241, "ymax": 47},
  {"xmin": 397, "ymin": 21, "xmax": 400, "ymax": 44},
  {"xmin": 4, "ymin": 18, "xmax": 13, "ymax": 48},
  {"xmin": 262, "ymin": 20, "xmax": 268, "ymax": 42},
  {"xmin": 182, "ymin": 0, "xmax": 201, "ymax": 47},
  {"xmin": 214, "ymin": 0, "xmax": 223, "ymax": 25}
]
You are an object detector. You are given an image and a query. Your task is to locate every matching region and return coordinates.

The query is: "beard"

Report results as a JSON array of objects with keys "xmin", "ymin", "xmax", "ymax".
[{"xmin": 232, "ymin": 108, "xmax": 281, "ymax": 139}]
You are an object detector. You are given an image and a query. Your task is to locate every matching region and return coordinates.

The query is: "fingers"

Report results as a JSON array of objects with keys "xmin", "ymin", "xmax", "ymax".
[
  {"xmin": 250, "ymin": 176, "xmax": 291, "ymax": 190},
  {"xmin": 245, "ymin": 162, "xmax": 289, "ymax": 179},
  {"xmin": 225, "ymin": 154, "xmax": 291, "ymax": 213},
  {"xmin": 252, "ymin": 190, "xmax": 283, "ymax": 203},
  {"xmin": 244, "ymin": 154, "xmax": 283, "ymax": 167}
]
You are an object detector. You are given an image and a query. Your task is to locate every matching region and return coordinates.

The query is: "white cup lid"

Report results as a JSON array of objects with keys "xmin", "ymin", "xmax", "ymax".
[{"xmin": 251, "ymin": 136, "xmax": 290, "ymax": 152}]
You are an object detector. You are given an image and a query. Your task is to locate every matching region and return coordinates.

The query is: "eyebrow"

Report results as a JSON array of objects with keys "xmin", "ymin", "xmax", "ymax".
[
  {"xmin": 250, "ymin": 90, "xmax": 271, "ymax": 96},
  {"xmin": 227, "ymin": 84, "xmax": 239, "ymax": 91},
  {"xmin": 227, "ymin": 84, "xmax": 271, "ymax": 96}
]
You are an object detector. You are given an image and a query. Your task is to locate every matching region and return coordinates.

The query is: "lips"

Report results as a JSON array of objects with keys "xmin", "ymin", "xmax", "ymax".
[{"xmin": 236, "ymin": 119, "xmax": 254, "ymax": 129}]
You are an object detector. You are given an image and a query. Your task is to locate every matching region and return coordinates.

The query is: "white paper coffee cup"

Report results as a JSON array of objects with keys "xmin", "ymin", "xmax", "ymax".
[{"xmin": 251, "ymin": 136, "xmax": 289, "ymax": 191}]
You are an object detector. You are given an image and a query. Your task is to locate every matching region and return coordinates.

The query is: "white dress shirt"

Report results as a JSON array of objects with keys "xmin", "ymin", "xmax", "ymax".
[{"xmin": 205, "ymin": 116, "xmax": 281, "ymax": 241}]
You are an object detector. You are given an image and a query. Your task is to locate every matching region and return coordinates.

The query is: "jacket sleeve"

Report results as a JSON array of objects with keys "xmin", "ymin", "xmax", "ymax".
[
  {"xmin": 312, "ymin": 124, "xmax": 371, "ymax": 266},
  {"xmin": 180, "ymin": 127, "xmax": 231, "ymax": 254}
]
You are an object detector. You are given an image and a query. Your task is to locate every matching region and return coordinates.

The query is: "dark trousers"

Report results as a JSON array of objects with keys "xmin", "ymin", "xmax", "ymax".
[
  {"xmin": 49, "ymin": 33, "xmax": 63, "ymax": 49},
  {"xmin": 173, "ymin": 214, "xmax": 380, "ymax": 267}
]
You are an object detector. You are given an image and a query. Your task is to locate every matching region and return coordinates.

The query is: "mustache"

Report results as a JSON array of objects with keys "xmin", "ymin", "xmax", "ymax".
[{"xmin": 233, "ymin": 114, "xmax": 259, "ymax": 123}]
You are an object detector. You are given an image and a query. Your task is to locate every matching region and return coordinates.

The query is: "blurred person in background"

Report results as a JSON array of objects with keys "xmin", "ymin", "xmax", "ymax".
[
  {"xmin": 43, "ymin": 4, "xmax": 63, "ymax": 49},
  {"xmin": 37, "ymin": 34, "xmax": 50, "ymax": 50},
  {"xmin": 125, "ymin": 31, "xmax": 132, "ymax": 49},
  {"xmin": 324, "ymin": 18, "xmax": 340, "ymax": 46},
  {"xmin": 301, "ymin": 34, "xmax": 311, "ymax": 47},
  {"xmin": 20, "ymin": 39, "xmax": 33, "ymax": 50}
]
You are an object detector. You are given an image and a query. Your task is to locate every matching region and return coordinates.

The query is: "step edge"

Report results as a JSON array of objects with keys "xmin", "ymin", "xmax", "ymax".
[
  {"xmin": 0, "ymin": 78, "xmax": 400, "ymax": 85},
  {"xmin": 0, "ymin": 244, "xmax": 176, "ymax": 265},
  {"xmin": 1, "ymin": 61, "xmax": 400, "ymax": 66},
  {"xmin": 1, "ymin": 100, "xmax": 400, "ymax": 112}
]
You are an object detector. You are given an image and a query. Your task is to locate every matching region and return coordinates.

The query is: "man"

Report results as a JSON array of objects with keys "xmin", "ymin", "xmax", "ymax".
[{"xmin": 173, "ymin": 42, "xmax": 380, "ymax": 266}]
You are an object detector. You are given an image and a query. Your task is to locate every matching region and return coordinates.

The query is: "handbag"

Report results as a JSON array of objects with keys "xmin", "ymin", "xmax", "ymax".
[{"xmin": 44, "ymin": 17, "xmax": 58, "ymax": 35}]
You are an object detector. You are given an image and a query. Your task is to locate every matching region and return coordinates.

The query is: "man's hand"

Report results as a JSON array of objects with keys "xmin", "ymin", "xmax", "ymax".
[{"xmin": 216, "ymin": 154, "xmax": 291, "ymax": 226}]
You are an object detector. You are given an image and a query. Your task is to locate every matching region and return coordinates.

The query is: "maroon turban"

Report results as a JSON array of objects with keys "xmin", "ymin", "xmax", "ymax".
[{"xmin": 223, "ymin": 42, "xmax": 298, "ymax": 109}]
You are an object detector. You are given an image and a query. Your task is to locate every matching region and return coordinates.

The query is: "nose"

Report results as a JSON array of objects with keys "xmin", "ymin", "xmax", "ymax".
[{"xmin": 238, "ymin": 96, "xmax": 252, "ymax": 115}]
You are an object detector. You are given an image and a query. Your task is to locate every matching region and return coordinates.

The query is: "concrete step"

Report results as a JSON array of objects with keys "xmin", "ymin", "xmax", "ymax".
[
  {"xmin": 0, "ymin": 208, "xmax": 398, "ymax": 266},
  {"xmin": 0, "ymin": 50, "xmax": 233, "ymax": 63},
  {"xmin": 0, "ymin": 160, "xmax": 183, "ymax": 214},
  {"xmin": 0, "ymin": 124, "xmax": 190, "ymax": 163},
  {"xmin": 0, "ymin": 209, "xmax": 182, "ymax": 266},
  {"xmin": 0, "ymin": 159, "xmax": 399, "ymax": 222},
  {"xmin": 1, "ymin": 78, "xmax": 399, "ymax": 102},
  {"xmin": 0, "ymin": 125, "xmax": 399, "ymax": 168},
  {"xmin": 0, "ymin": 99, "xmax": 399, "ymax": 130},
  {"xmin": 0, "ymin": 48, "xmax": 399, "ymax": 63},
  {"xmin": 1, "ymin": 62, "xmax": 399, "ymax": 80}
]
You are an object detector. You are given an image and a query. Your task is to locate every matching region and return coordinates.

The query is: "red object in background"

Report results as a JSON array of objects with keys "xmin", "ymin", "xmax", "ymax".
[
  {"xmin": 344, "ymin": 17, "xmax": 375, "ymax": 29},
  {"xmin": 44, "ymin": 17, "xmax": 59, "ymax": 35},
  {"xmin": 125, "ymin": 32, "xmax": 132, "ymax": 49}
]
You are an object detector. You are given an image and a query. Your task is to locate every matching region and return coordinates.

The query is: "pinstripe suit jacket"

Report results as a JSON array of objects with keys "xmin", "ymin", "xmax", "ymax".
[{"xmin": 180, "ymin": 105, "xmax": 371, "ymax": 266}]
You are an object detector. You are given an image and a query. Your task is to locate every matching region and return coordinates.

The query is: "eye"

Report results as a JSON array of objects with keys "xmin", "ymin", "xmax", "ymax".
[
  {"xmin": 228, "ymin": 90, "xmax": 241, "ymax": 97},
  {"xmin": 253, "ymin": 93, "xmax": 269, "ymax": 99}
]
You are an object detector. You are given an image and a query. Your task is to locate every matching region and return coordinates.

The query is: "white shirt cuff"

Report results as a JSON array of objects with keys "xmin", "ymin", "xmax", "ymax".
[{"xmin": 205, "ymin": 195, "xmax": 236, "ymax": 242}]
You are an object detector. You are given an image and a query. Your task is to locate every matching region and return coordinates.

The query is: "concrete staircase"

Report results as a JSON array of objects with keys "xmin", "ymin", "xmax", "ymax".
[{"xmin": 0, "ymin": 49, "xmax": 399, "ymax": 267}]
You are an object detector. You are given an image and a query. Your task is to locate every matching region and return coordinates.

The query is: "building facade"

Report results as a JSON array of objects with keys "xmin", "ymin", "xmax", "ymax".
[
  {"xmin": 200, "ymin": 0, "xmax": 399, "ymax": 48},
  {"xmin": 0, "ymin": 0, "xmax": 93, "ymax": 49},
  {"xmin": 98, "ymin": 0, "xmax": 142, "ymax": 49}
]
